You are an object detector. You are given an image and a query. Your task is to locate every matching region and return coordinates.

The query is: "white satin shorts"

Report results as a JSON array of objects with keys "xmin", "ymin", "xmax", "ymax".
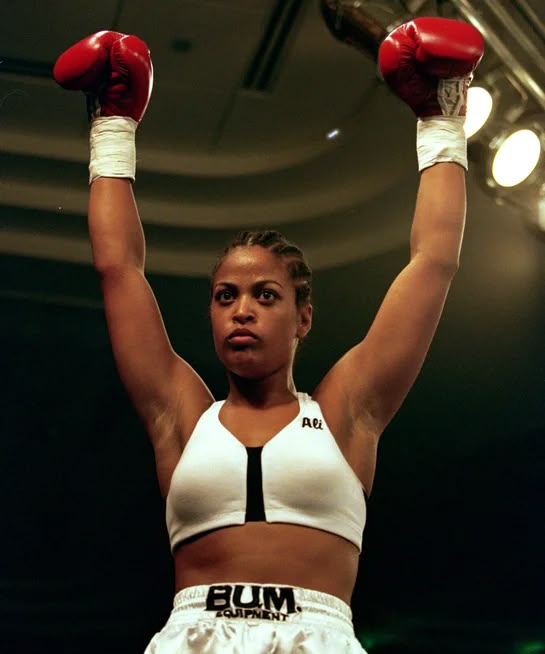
[{"xmin": 144, "ymin": 582, "xmax": 367, "ymax": 653}]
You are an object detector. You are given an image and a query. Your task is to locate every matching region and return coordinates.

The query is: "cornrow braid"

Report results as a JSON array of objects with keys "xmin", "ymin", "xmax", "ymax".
[{"xmin": 211, "ymin": 230, "xmax": 312, "ymax": 307}]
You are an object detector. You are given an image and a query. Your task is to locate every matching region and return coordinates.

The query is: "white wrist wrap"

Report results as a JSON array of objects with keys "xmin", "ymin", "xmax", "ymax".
[
  {"xmin": 416, "ymin": 116, "xmax": 467, "ymax": 172},
  {"xmin": 89, "ymin": 116, "xmax": 137, "ymax": 184}
]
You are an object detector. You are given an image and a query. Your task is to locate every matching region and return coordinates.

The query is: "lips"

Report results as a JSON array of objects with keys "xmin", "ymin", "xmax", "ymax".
[
  {"xmin": 229, "ymin": 328, "xmax": 257, "ymax": 339},
  {"xmin": 227, "ymin": 328, "xmax": 258, "ymax": 346}
]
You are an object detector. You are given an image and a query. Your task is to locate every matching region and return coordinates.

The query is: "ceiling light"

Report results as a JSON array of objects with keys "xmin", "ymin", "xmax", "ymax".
[
  {"xmin": 492, "ymin": 128, "xmax": 542, "ymax": 187},
  {"xmin": 465, "ymin": 86, "xmax": 493, "ymax": 138}
]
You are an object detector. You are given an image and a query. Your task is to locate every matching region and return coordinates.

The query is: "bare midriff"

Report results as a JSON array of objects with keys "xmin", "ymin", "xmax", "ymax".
[{"xmin": 173, "ymin": 522, "xmax": 360, "ymax": 605}]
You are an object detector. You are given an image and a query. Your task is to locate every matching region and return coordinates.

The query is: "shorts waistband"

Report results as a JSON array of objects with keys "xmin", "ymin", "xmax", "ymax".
[{"xmin": 171, "ymin": 582, "xmax": 354, "ymax": 633}]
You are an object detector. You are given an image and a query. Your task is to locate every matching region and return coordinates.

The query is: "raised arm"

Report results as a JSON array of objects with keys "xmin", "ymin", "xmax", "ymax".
[
  {"xmin": 88, "ymin": 179, "xmax": 212, "ymax": 434},
  {"xmin": 316, "ymin": 17, "xmax": 484, "ymax": 439},
  {"xmin": 346, "ymin": 160, "xmax": 465, "ymax": 428},
  {"xmin": 54, "ymin": 33, "xmax": 213, "ymax": 443}
]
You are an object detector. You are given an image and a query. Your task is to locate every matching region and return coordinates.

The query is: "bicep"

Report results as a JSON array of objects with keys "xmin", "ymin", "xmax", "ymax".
[
  {"xmin": 100, "ymin": 265, "xmax": 212, "ymax": 426},
  {"xmin": 322, "ymin": 254, "xmax": 455, "ymax": 433}
]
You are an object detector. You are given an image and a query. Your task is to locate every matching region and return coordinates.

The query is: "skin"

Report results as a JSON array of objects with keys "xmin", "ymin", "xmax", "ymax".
[{"xmin": 88, "ymin": 160, "xmax": 465, "ymax": 604}]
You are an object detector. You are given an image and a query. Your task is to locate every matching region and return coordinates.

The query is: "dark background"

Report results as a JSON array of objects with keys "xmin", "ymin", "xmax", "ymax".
[{"xmin": 1, "ymin": 1, "xmax": 544, "ymax": 653}]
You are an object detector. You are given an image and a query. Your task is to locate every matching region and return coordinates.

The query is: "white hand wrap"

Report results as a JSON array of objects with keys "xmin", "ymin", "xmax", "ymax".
[
  {"xmin": 416, "ymin": 116, "xmax": 467, "ymax": 172},
  {"xmin": 89, "ymin": 116, "xmax": 137, "ymax": 184}
]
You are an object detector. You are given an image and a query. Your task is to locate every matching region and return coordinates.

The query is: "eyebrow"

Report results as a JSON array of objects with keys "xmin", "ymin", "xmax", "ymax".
[{"xmin": 213, "ymin": 279, "xmax": 284, "ymax": 290}]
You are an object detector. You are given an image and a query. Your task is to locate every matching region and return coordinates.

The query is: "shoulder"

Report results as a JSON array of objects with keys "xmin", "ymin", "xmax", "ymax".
[
  {"xmin": 148, "ymin": 382, "xmax": 217, "ymax": 453},
  {"xmin": 149, "ymin": 396, "xmax": 219, "ymax": 499},
  {"xmin": 306, "ymin": 385, "xmax": 380, "ymax": 496},
  {"xmin": 310, "ymin": 365, "xmax": 380, "ymax": 446}
]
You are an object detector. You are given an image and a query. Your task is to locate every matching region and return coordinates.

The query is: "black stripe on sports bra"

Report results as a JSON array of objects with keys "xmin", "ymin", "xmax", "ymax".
[{"xmin": 245, "ymin": 447, "xmax": 266, "ymax": 522}]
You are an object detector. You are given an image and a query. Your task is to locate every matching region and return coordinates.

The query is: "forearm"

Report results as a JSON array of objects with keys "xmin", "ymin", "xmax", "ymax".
[
  {"xmin": 88, "ymin": 178, "xmax": 145, "ymax": 273},
  {"xmin": 410, "ymin": 162, "xmax": 466, "ymax": 271}
]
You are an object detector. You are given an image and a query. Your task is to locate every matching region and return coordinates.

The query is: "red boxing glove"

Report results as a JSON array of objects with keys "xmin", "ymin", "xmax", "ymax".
[
  {"xmin": 53, "ymin": 30, "xmax": 153, "ymax": 123},
  {"xmin": 378, "ymin": 17, "xmax": 484, "ymax": 118}
]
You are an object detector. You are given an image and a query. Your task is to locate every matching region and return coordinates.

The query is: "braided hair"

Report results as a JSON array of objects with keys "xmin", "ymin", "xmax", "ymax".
[{"xmin": 211, "ymin": 230, "xmax": 312, "ymax": 307}]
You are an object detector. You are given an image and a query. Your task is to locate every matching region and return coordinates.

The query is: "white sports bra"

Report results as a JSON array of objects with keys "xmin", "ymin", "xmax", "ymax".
[{"xmin": 166, "ymin": 392, "xmax": 366, "ymax": 552}]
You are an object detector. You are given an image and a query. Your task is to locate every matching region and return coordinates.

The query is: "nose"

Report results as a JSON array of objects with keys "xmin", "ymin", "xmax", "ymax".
[{"xmin": 232, "ymin": 295, "xmax": 255, "ymax": 324}]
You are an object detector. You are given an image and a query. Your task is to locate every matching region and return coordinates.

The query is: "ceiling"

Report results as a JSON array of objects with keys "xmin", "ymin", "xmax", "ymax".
[{"xmin": 1, "ymin": 1, "xmax": 544, "ymax": 653}]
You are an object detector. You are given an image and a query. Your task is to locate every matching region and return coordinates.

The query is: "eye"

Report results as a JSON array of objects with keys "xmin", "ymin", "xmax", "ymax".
[
  {"xmin": 258, "ymin": 289, "xmax": 277, "ymax": 303},
  {"xmin": 215, "ymin": 289, "xmax": 234, "ymax": 303}
]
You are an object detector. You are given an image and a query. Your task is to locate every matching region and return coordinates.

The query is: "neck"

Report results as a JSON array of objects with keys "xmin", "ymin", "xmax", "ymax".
[{"xmin": 226, "ymin": 368, "xmax": 297, "ymax": 408}]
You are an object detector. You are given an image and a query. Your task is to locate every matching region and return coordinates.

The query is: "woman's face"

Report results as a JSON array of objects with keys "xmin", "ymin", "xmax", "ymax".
[{"xmin": 210, "ymin": 246, "xmax": 312, "ymax": 379}]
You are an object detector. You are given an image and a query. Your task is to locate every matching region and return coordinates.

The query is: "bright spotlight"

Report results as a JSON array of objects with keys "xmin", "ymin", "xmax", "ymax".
[
  {"xmin": 492, "ymin": 129, "xmax": 542, "ymax": 187},
  {"xmin": 465, "ymin": 87, "xmax": 493, "ymax": 138}
]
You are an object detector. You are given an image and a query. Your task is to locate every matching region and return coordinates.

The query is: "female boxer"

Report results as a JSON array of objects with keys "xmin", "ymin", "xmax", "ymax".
[{"xmin": 54, "ymin": 13, "xmax": 483, "ymax": 654}]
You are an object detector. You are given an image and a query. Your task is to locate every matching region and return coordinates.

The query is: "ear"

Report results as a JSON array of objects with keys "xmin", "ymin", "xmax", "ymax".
[{"xmin": 297, "ymin": 303, "xmax": 313, "ymax": 340}]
